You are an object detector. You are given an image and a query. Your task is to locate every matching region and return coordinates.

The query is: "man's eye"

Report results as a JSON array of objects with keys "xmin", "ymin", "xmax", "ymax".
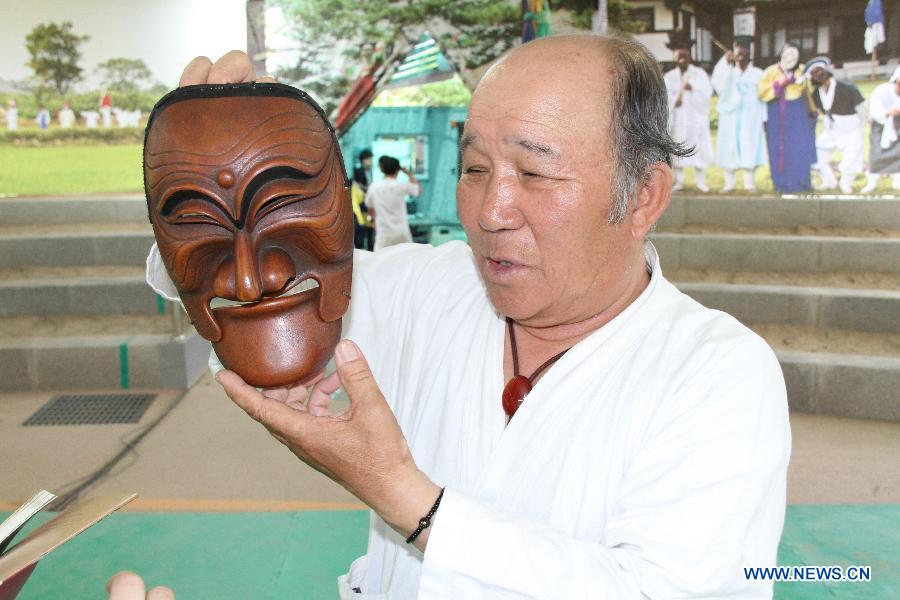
[{"xmin": 464, "ymin": 167, "xmax": 486, "ymax": 174}]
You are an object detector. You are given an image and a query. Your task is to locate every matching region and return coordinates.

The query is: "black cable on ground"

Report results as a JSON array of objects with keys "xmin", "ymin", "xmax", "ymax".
[{"xmin": 52, "ymin": 387, "xmax": 191, "ymax": 511}]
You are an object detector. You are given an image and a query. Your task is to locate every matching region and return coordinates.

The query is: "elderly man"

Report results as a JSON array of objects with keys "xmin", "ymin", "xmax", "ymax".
[
  {"xmin": 115, "ymin": 34, "xmax": 789, "ymax": 600},
  {"xmin": 805, "ymin": 57, "xmax": 867, "ymax": 194}
]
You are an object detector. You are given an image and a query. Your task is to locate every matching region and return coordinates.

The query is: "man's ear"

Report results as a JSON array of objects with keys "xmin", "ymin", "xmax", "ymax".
[{"xmin": 630, "ymin": 163, "xmax": 673, "ymax": 240}]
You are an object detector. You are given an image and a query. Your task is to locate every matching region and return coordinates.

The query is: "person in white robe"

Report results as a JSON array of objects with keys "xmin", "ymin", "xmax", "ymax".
[
  {"xmin": 664, "ymin": 32, "xmax": 714, "ymax": 192},
  {"xmin": 805, "ymin": 57, "xmax": 866, "ymax": 194},
  {"xmin": 127, "ymin": 36, "xmax": 790, "ymax": 600},
  {"xmin": 5, "ymin": 99, "xmax": 18, "ymax": 131},
  {"xmin": 862, "ymin": 66, "xmax": 900, "ymax": 192},
  {"xmin": 711, "ymin": 41, "xmax": 767, "ymax": 192},
  {"xmin": 58, "ymin": 100, "xmax": 76, "ymax": 129}
]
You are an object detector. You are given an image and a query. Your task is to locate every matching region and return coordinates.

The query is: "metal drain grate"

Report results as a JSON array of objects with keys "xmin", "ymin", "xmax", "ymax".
[{"xmin": 23, "ymin": 393, "xmax": 156, "ymax": 426}]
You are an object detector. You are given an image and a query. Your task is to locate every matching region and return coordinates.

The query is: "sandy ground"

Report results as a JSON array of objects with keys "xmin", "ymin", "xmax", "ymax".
[
  {"xmin": 669, "ymin": 224, "xmax": 900, "ymax": 238},
  {"xmin": 0, "ymin": 315, "xmax": 181, "ymax": 338},
  {"xmin": 0, "ymin": 222, "xmax": 151, "ymax": 236},
  {"xmin": 752, "ymin": 324, "xmax": 900, "ymax": 357},
  {"xmin": 670, "ymin": 268, "xmax": 900, "ymax": 290},
  {"xmin": 0, "ymin": 265, "xmax": 145, "ymax": 281}
]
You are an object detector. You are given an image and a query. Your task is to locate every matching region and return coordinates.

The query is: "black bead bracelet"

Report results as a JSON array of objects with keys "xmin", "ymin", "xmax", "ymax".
[{"xmin": 405, "ymin": 487, "xmax": 445, "ymax": 544}]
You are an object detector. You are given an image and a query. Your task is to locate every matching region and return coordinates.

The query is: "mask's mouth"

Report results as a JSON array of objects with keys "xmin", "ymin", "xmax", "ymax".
[{"xmin": 209, "ymin": 278, "xmax": 320, "ymax": 309}]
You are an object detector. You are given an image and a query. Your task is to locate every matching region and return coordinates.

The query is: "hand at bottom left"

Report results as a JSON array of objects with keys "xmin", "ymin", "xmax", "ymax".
[{"xmin": 107, "ymin": 572, "xmax": 174, "ymax": 600}]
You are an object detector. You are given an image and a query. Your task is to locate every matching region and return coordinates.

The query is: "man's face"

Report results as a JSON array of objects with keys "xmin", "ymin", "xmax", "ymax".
[
  {"xmin": 457, "ymin": 49, "xmax": 641, "ymax": 327},
  {"xmin": 735, "ymin": 47, "xmax": 751, "ymax": 70},
  {"xmin": 810, "ymin": 66, "xmax": 829, "ymax": 87},
  {"xmin": 674, "ymin": 49, "xmax": 691, "ymax": 70},
  {"xmin": 144, "ymin": 87, "xmax": 353, "ymax": 387}
]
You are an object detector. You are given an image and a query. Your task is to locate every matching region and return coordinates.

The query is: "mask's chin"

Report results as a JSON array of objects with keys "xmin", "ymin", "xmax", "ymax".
[{"xmin": 208, "ymin": 278, "xmax": 340, "ymax": 388}]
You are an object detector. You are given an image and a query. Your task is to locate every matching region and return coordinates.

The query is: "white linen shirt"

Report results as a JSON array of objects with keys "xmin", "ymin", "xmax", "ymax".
[
  {"xmin": 337, "ymin": 241, "xmax": 790, "ymax": 599},
  {"xmin": 145, "ymin": 240, "xmax": 790, "ymax": 599},
  {"xmin": 365, "ymin": 178, "xmax": 419, "ymax": 251}
]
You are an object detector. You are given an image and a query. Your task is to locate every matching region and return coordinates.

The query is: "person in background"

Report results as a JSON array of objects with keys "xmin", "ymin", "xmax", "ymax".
[
  {"xmin": 365, "ymin": 155, "xmax": 420, "ymax": 251},
  {"xmin": 805, "ymin": 57, "xmax": 866, "ymax": 194},
  {"xmin": 352, "ymin": 148, "xmax": 375, "ymax": 251},
  {"xmin": 5, "ymin": 99, "xmax": 18, "ymax": 130},
  {"xmin": 663, "ymin": 29, "xmax": 713, "ymax": 192},
  {"xmin": 101, "ymin": 90, "xmax": 113, "ymax": 128},
  {"xmin": 82, "ymin": 110, "xmax": 100, "ymax": 128},
  {"xmin": 758, "ymin": 44, "xmax": 817, "ymax": 193},
  {"xmin": 35, "ymin": 106, "xmax": 50, "ymax": 129},
  {"xmin": 58, "ymin": 100, "xmax": 76, "ymax": 129},
  {"xmin": 862, "ymin": 66, "xmax": 900, "ymax": 192},
  {"xmin": 711, "ymin": 38, "xmax": 767, "ymax": 192}
]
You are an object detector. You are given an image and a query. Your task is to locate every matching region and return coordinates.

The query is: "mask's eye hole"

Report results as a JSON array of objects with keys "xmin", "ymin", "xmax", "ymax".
[{"xmin": 161, "ymin": 191, "xmax": 228, "ymax": 227}]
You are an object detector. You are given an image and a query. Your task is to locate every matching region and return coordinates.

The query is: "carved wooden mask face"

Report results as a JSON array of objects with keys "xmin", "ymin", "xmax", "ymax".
[{"xmin": 144, "ymin": 84, "xmax": 353, "ymax": 387}]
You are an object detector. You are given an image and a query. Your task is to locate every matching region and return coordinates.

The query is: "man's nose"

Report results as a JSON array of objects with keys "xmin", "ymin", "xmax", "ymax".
[
  {"xmin": 477, "ymin": 172, "xmax": 522, "ymax": 232},
  {"xmin": 214, "ymin": 231, "xmax": 296, "ymax": 302}
]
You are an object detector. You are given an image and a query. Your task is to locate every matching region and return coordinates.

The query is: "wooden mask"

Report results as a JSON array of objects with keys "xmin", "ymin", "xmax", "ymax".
[{"xmin": 144, "ymin": 83, "xmax": 353, "ymax": 388}]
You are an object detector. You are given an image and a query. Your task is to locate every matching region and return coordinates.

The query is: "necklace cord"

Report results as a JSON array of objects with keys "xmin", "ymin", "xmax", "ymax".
[{"xmin": 506, "ymin": 317, "xmax": 570, "ymax": 384}]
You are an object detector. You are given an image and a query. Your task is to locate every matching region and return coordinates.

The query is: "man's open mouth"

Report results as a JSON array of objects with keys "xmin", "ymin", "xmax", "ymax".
[{"xmin": 209, "ymin": 278, "xmax": 320, "ymax": 309}]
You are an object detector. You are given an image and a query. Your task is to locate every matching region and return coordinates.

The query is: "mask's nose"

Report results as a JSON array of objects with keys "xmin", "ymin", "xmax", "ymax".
[{"xmin": 213, "ymin": 231, "xmax": 296, "ymax": 302}]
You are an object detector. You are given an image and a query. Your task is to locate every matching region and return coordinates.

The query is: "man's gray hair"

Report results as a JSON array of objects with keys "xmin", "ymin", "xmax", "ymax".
[{"xmin": 600, "ymin": 35, "xmax": 693, "ymax": 224}]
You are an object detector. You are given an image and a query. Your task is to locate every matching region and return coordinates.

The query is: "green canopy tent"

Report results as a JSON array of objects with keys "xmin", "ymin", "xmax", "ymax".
[{"xmin": 336, "ymin": 34, "xmax": 469, "ymax": 245}]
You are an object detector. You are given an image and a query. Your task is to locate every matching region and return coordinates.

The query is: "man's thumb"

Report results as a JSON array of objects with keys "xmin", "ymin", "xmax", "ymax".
[{"xmin": 334, "ymin": 340, "xmax": 376, "ymax": 403}]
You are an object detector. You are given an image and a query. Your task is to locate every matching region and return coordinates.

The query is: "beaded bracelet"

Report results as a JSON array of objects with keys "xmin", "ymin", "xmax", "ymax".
[{"xmin": 405, "ymin": 487, "xmax": 445, "ymax": 544}]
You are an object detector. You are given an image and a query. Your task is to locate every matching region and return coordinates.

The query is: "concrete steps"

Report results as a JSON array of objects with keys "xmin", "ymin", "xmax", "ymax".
[
  {"xmin": 0, "ymin": 197, "xmax": 208, "ymax": 392},
  {"xmin": 0, "ymin": 266, "xmax": 159, "ymax": 317},
  {"xmin": 0, "ymin": 227, "xmax": 154, "ymax": 268},
  {"xmin": 657, "ymin": 195, "xmax": 900, "ymax": 422}
]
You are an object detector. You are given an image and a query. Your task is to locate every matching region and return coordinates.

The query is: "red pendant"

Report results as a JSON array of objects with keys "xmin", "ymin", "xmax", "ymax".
[{"xmin": 502, "ymin": 375, "xmax": 532, "ymax": 418}]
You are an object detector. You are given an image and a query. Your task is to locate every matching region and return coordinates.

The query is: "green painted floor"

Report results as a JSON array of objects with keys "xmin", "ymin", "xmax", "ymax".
[{"xmin": 6, "ymin": 505, "xmax": 898, "ymax": 599}]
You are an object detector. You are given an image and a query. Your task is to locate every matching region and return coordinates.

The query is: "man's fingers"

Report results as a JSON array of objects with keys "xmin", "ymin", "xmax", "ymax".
[
  {"xmin": 262, "ymin": 387, "xmax": 290, "ymax": 403},
  {"xmin": 207, "ymin": 50, "xmax": 257, "ymax": 84},
  {"xmin": 308, "ymin": 372, "xmax": 340, "ymax": 416},
  {"xmin": 256, "ymin": 76, "xmax": 277, "ymax": 83},
  {"xmin": 334, "ymin": 340, "xmax": 383, "ymax": 410},
  {"xmin": 107, "ymin": 571, "xmax": 145, "ymax": 598},
  {"xmin": 178, "ymin": 56, "xmax": 212, "ymax": 86},
  {"xmin": 147, "ymin": 586, "xmax": 176, "ymax": 600},
  {"xmin": 216, "ymin": 370, "xmax": 311, "ymax": 434}
]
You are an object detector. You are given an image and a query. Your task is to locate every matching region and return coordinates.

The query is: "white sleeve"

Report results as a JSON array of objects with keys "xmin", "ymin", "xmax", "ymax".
[
  {"xmin": 406, "ymin": 182, "xmax": 421, "ymax": 197},
  {"xmin": 870, "ymin": 87, "xmax": 889, "ymax": 124},
  {"xmin": 711, "ymin": 56, "xmax": 732, "ymax": 96},
  {"xmin": 690, "ymin": 69, "xmax": 714, "ymax": 110},
  {"xmin": 664, "ymin": 71, "xmax": 679, "ymax": 111},
  {"xmin": 420, "ymin": 339, "xmax": 790, "ymax": 599}
]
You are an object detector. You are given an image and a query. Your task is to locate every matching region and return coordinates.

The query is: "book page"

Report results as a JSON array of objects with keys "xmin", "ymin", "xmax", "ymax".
[
  {"xmin": 0, "ymin": 493, "xmax": 136, "ymax": 586},
  {"xmin": 0, "ymin": 491, "xmax": 57, "ymax": 554}
]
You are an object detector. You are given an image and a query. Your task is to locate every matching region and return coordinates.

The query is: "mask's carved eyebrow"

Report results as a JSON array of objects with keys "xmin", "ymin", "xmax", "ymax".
[
  {"xmin": 506, "ymin": 136, "xmax": 560, "ymax": 159},
  {"xmin": 240, "ymin": 166, "xmax": 312, "ymax": 226}
]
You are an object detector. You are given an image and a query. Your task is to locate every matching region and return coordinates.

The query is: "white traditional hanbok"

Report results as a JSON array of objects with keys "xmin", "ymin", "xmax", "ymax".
[
  {"xmin": 711, "ymin": 56, "xmax": 767, "ymax": 191},
  {"xmin": 863, "ymin": 77, "xmax": 900, "ymax": 191},
  {"xmin": 664, "ymin": 64, "xmax": 714, "ymax": 191}
]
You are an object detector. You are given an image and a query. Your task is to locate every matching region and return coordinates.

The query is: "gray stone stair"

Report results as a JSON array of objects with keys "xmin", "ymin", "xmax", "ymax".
[
  {"xmin": 0, "ymin": 197, "xmax": 208, "ymax": 391},
  {"xmin": 657, "ymin": 194, "xmax": 900, "ymax": 422},
  {"xmin": 0, "ymin": 267, "xmax": 158, "ymax": 317}
]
